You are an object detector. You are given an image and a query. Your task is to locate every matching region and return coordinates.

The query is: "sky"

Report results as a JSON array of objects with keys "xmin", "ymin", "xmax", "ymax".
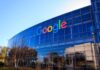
[{"xmin": 0, "ymin": 0, "xmax": 91, "ymax": 47}]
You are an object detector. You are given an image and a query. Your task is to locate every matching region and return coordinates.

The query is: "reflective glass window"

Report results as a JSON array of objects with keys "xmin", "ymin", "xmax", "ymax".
[
  {"xmin": 96, "ymin": 2, "xmax": 100, "ymax": 8},
  {"xmin": 72, "ymin": 25, "xmax": 79, "ymax": 34},
  {"xmin": 73, "ymin": 16, "xmax": 82, "ymax": 24},
  {"xmin": 64, "ymin": 13, "xmax": 73, "ymax": 19},
  {"xmin": 67, "ymin": 19, "xmax": 73, "ymax": 25},
  {"xmin": 65, "ymin": 34, "xmax": 71, "ymax": 41},
  {"xmin": 72, "ymin": 10, "xmax": 81, "ymax": 17},
  {"xmin": 78, "ymin": 24, "xmax": 84, "ymax": 33},
  {"xmin": 81, "ymin": 7, "xmax": 90, "ymax": 14},
  {"xmin": 82, "ymin": 13, "xmax": 91, "ymax": 21},
  {"xmin": 86, "ymin": 22, "xmax": 93, "ymax": 32},
  {"xmin": 65, "ymin": 27, "xmax": 71, "ymax": 34}
]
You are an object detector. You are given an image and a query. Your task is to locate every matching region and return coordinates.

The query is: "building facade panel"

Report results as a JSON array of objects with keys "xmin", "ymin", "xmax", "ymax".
[
  {"xmin": 9, "ymin": 6, "xmax": 94, "ymax": 57},
  {"xmin": 9, "ymin": 0, "xmax": 100, "ymax": 69}
]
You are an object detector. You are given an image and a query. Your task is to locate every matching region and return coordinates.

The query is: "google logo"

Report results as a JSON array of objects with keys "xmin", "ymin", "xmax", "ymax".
[{"xmin": 36, "ymin": 20, "xmax": 67, "ymax": 35}]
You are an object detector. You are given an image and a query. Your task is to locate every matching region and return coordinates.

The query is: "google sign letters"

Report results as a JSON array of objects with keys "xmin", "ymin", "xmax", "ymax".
[{"xmin": 36, "ymin": 20, "xmax": 67, "ymax": 35}]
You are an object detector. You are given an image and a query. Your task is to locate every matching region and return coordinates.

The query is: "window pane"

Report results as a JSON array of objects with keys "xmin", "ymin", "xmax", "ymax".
[
  {"xmin": 82, "ymin": 13, "xmax": 91, "ymax": 21},
  {"xmin": 73, "ymin": 16, "xmax": 82, "ymax": 24}
]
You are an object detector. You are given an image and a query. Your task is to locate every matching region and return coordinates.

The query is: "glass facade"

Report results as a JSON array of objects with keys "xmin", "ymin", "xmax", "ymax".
[
  {"xmin": 9, "ymin": 6, "xmax": 94, "ymax": 57},
  {"xmin": 8, "ymin": 0, "xmax": 100, "ymax": 69},
  {"xmin": 91, "ymin": 0, "xmax": 100, "ymax": 42}
]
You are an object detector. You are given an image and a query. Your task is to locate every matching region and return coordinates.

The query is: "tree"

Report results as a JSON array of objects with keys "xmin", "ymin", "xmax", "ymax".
[
  {"xmin": 49, "ymin": 52, "xmax": 59, "ymax": 64},
  {"xmin": 8, "ymin": 46, "xmax": 37, "ymax": 67},
  {"xmin": 73, "ymin": 52, "xmax": 86, "ymax": 65},
  {"xmin": 73, "ymin": 52, "xmax": 86, "ymax": 70}
]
